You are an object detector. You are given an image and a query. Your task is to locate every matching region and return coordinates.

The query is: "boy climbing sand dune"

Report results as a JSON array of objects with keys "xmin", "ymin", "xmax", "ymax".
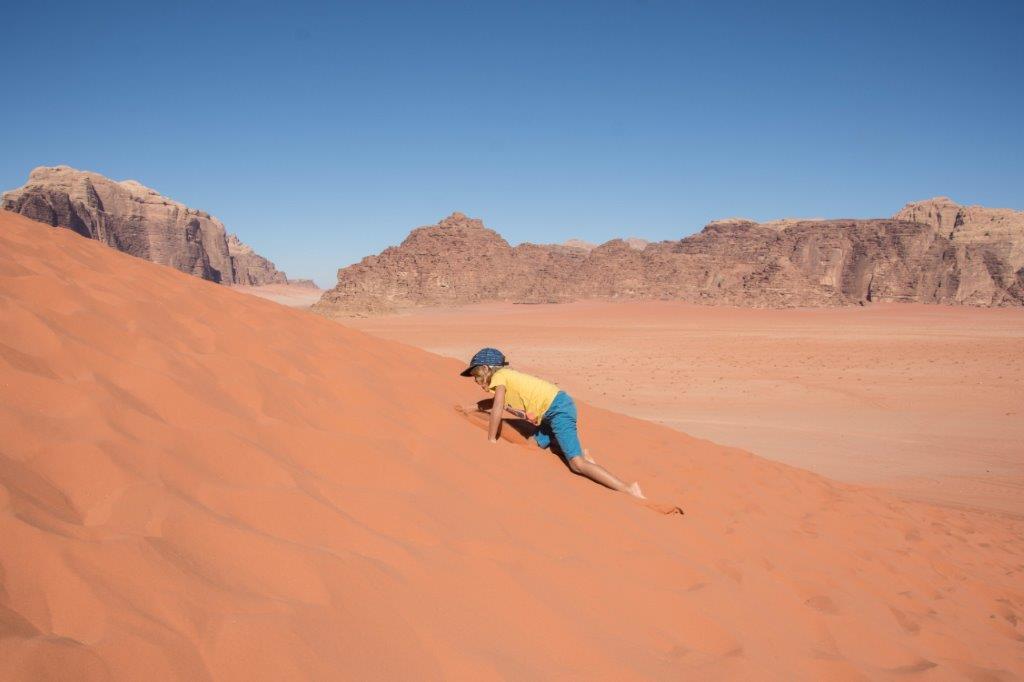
[{"xmin": 458, "ymin": 348, "xmax": 680, "ymax": 513}]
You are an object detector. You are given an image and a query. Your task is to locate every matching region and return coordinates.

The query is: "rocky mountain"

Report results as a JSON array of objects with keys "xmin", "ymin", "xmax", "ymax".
[
  {"xmin": 893, "ymin": 197, "xmax": 1024, "ymax": 305},
  {"xmin": 2, "ymin": 166, "xmax": 291, "ymax": 286},
  {"xmin": 313, "ymin": 201, "xmax": 1024, "ymax": 316},
  {"xmin": 312, "ymin": 212, "xmax": 567, "ymax": 315}
]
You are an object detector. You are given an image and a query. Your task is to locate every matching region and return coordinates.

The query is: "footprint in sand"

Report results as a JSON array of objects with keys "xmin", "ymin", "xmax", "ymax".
[
  {"xmin": 805, "ymin": 595, "xmax": 840, "ymax": 615},
  {"xmin": 716, "ymin": 561, "xmax": 743, "ymax": 584},
  {"xmin": 884, "ymin": 659, "xmax": 937, "ymax": 674},
  {"xmin": 888, "ymin": 607, "xmax": 921, "ymax": 634},
  {"xmin": 664, "ymin": 610, "xmax": 744, "ymax": 660},
  {"xmin": 995, "ymin": 598, "xmax": 1019, "ymax": 627}
]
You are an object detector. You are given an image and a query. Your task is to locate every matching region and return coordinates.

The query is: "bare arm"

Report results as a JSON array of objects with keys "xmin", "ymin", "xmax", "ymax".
[{"xmin": 487, "ymin": 386, "xmax": 506, "ymax": 442}]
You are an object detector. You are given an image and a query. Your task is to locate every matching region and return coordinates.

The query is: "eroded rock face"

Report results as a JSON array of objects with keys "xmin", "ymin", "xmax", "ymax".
[
  {"xmin": 312, "ymin": 213, "xmax": 552, "ymax": 314},
  {"xmin": 314, "ymin": 204, "xmax": 1023, "ymax": 316},
  {"xmin": 227, "ymin": 234, "xmax": 288, "ymax": 286},
  {"xmin": 894, "ymin": 197, "xmax": 1024, "ymax": 305},
  {"xmin": 2, "ymin": 166, "xmax": 290, "ymax": 285}
]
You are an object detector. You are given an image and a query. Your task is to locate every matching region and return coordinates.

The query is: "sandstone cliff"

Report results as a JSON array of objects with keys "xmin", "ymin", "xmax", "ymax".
[
  {"xmin": 894, "ymin": 197, "xmax": 1024, "ymax": 305},
  {"xmin": 313, "ymin": 203, "xmax": 1023, "ymax": 316},
  {"xmin": 2, "ymin": 166, "xmax": 291, "ymax": 286},
  {"xmin": 227, "ymin": 233, "xmax": 287, "ymax": 286}
]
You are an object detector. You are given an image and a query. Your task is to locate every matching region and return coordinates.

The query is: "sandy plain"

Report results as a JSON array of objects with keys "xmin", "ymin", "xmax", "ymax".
[
  {"xmin": 2, "ymin": 209, "xmax": 1023, "ymax": 679},
  {"xmin": 230, "ymin": 282, "xmax": 322, "ymax": 308},
  {"xmin": 350, "ymin": 301, "xmax": 1024, "ymax": 516}
]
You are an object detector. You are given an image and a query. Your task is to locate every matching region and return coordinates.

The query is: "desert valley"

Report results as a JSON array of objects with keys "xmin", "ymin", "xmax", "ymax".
[
  {"xmin": 1, "ymin": 163, "xmax": 1023, "ymax": 679},
  {"xmin": 6, "ymin": 2, "xmax": 1023, "ymax": 678}
]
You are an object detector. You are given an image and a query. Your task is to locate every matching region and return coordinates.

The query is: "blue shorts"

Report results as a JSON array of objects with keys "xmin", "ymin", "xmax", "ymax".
[{"xmin": 533, "ymin": 391, "xmax": 583, "ymax": 459}]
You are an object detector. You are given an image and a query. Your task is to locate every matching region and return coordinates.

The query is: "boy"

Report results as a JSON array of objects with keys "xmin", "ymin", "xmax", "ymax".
[{"xmin": 460, "ymin": 347, "xmax": 645, "ymax": 500}]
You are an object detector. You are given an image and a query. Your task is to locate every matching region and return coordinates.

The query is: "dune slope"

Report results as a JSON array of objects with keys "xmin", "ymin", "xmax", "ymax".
[{"xmin": 1, "ymin": 209, "xmax": 1022, "ymax": 680}]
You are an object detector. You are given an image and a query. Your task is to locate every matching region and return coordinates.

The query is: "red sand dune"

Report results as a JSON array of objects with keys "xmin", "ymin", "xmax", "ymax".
[{"xmin": 1, "ymin": 209, "xmax": 1022, "ymax": 679}]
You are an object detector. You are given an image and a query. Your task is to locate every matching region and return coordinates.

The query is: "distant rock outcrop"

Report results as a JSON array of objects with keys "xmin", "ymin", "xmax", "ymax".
[
  {"xmin": 893, "ymin": 197, "xmax": 1024, "ymax": 305},
  {"xmin": 313, "ymin": 202, "xmax": 1024, "ymax": 316},
  {"xmin": 564, "ymin": 237, "xmax": 647, "ymax": 251},
  {"xmin": 2, "ymin": 166, "xmax": 292, "ymax": 285},
  {"xmin": 563, "ymin": 238, "xmax": 596, "ymax": 251},
  {"xmin": 227, "ymin": 234, "xmax": 287, "ymax": 286},
  {"xmin": 313, "ymin": 212, "xmax": 551, "ymax": 315}
]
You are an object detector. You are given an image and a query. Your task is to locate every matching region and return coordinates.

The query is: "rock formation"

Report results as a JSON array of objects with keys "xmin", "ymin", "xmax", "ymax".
[
  {"xmin": 2, "ymin": 166, "xmax": 292, "ymax": 285},
  {"xmin": 894, "ymin": 197, "xmax": 1024, "ymax": 305},
  {"xmin": 564, "ymin": 237, "xmax": 647, "ymax": 251},
  {"xmin": 563, "ymin": 238, "xmax": 596, "ymax": 251},
  {"xmin": 312, "ymin": 212, "xmax": 554, "ymax": 315},
  {"xmin": 227, "ymin": 234, "xmax": 287, "ymax": 286},
  {"xmin": 313, "ymin": 202, "xmax": 1024, "ymax": 316}
]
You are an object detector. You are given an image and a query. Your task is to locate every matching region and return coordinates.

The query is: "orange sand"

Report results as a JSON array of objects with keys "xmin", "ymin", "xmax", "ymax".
[
  {"xmin": 230, "ymin": 282, "xmax": 323, "ymax": 308},
  {"xmin": 349, "ymin": 301, "xmax": 1024, "ymax": 516},
  {"xmin": 2, "ymin": 209, "xmax": 1023, "ymax": 679}
]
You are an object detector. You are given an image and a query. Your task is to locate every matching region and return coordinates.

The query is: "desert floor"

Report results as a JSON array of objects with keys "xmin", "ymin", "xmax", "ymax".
[
  {"xmin": 350, "ymin": 301, "xmax": 1024, "ymax": 515},
  {"xmin": 230, "ymin": 282, "xmax": 322, "ymax": 308},
  {"xmin": 3, "ymin": 211, "xmax": 1024, "ymax": 678}
]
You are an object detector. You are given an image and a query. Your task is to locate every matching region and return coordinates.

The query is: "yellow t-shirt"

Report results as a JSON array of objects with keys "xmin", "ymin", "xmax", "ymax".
[{"xmin": 488, "ymin": 368, "xmax": 559, "ymax": 424}]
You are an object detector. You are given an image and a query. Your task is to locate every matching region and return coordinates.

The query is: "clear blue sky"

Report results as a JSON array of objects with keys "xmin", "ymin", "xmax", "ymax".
[{"xmin": 3, "ymin": 0, "xmax": 1021, "ymax": 287}]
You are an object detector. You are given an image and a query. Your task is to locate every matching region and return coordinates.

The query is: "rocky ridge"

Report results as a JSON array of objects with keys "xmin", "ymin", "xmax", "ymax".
[
  {"xmin": 313, "ymin": 201, "xmax": 1024, "ymax": 316},
  {"xmin": 2, "ymin": 166, "xmax": 291, "ymax": 285}
]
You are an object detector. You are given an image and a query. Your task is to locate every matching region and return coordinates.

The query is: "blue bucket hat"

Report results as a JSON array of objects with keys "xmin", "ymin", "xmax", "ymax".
[{"xmin": 460, "ymin": 347, "xmax": 507, "ymax": 376}]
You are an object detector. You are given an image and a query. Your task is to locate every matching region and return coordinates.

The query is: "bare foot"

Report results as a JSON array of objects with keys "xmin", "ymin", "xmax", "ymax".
[{"xmin": 627, "ymin": 481, "xmax": 646, "ymax": 499}]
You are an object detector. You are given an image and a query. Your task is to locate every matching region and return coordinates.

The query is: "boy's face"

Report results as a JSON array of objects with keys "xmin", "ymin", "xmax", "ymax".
[{"xmin": 473, "ymin": 372, "xmax": 488, "ymax": 390}]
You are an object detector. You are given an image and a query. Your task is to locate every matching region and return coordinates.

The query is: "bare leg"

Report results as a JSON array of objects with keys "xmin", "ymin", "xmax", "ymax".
[{"xmin": 568, "ymin": 457, "xmax": 645, "ymax": 499}]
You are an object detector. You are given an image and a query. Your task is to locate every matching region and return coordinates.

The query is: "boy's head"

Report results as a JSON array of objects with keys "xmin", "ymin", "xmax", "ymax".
[
  {"xmin": 460, "ymin": 347, "xmax": 508, "ymax": 389},
  {"xmin": 469, "ymin": 364, "xmax": 498, "ymax": 389},
  {"xmin": 459, "ymin": 348, "xmax": 507, "ymax": 376}
]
